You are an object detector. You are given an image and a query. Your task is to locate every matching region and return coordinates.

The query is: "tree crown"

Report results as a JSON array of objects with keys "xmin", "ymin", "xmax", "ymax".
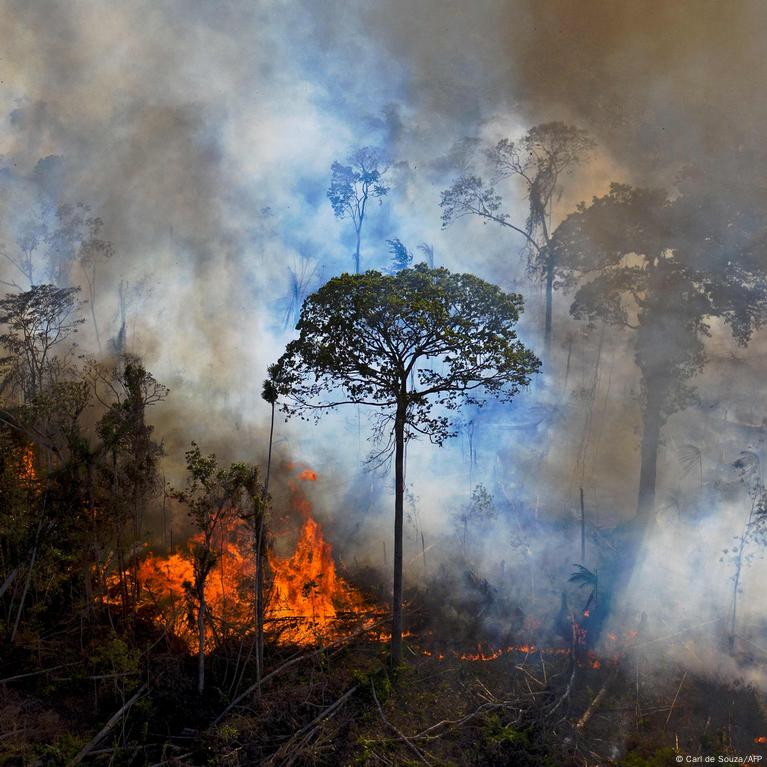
[
  {"xmin": 327, "ymin": 146, "xmax": 390, "ymax": 224},
  {"xmin": 270, "ymin": 264, "xmax": 539, "ymax": 444},
  {"xmin": 549, "ymin": 182, "xmax": 767, "ymax": 416}
]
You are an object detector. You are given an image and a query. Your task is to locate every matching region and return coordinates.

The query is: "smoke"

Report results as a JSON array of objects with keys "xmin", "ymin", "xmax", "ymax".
[{"xmin": 2, "ymin": 0, "xmax": 767, "ymax": 685}]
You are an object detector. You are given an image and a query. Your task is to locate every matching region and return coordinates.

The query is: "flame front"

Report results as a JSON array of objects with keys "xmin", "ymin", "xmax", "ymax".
[
  {"xmin": 109, "ymin": 466, "xmax": 371, "ymax": 651},
  {"xmin": 16, "ymin": 446, "xmax": 38, "ymax": 490},
  {"xmin": 268, "ymin": 513, "xmax": 366, "ymax": 645}
]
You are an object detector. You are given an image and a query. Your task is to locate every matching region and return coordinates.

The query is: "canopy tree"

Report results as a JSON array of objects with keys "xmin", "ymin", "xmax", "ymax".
[
  {"xmin": 269, "ymin": 264, "xmax": 540, "ymax": 663},
  {"xmin": 327, "ymin": 146, "xmax": 390, "ymax": 274},
  {"xmin": 549, "ymin": 180, "xmax": 767, "ymax": 520},
  {"xmin": 441, "ymin": 122, "xmax": 593, "ymax": 355},
  {"xmin": 0, "ymin": 284, "xmax": 84, "ymax": 405}
]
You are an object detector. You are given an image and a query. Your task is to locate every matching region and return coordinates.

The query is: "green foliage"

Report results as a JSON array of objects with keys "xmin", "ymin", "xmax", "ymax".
[
  {"xmin": 472, "ymin": 715, "xmax": 551, "ymax": 767},
  {"xmin": 271, "ymin": 264, "xmax": 540, "ymax": 445},
  {"xmin": 90, "ymin": 633, "xmax": 141, "ymax": 678},
  {"xmin": 172, "ymin": 444, "xmax": 261, "ymax": 534},
  {"xmin": 0, "ymin": 284, "xmax": 84, "ymax": 402},
  {"xmin": 214, "ymin": 724, "xmax": 239, "ymax": 744},
  {"xmin": 261, "ymin": 376, "xmax": 278, "ymax": 405},
  {"xmin": 353, "ymin": 664, "xmax": 393, "ymax": 704},
  {"xmin": 37, "ymin": 733, "xmax": 87, "ymax": 766}
]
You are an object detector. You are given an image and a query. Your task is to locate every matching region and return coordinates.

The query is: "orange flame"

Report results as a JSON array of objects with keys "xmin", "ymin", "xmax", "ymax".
[
  {"xmin": 15, "ymin": 446, "xmax": 38, "ymax": 490},
  {"xmin": 107, "ymin": 465, "xmax": 371, "ymax": 651},
  {"xmin": 268, "ymin": 514, "xmax": 366, "ymax": 645}
]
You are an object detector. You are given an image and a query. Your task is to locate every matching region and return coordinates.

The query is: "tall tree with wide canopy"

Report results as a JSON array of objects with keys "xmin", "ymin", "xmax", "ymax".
[
  {"xmin": 549, "ymin": 179, "xmax": 767, "ymax": 520},
  {"xmin": 441, "ymin": 122, "xmax": 593, "ymax": 354},
  {"xmin": 269, "ymin": 264, "xmax": 539, "ymax": 663}
]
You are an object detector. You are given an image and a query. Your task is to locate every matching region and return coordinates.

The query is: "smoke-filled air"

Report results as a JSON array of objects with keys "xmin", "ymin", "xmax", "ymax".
[{"xmin": 3, "ymin": 2, "xmax": 767, "ymax": 765}]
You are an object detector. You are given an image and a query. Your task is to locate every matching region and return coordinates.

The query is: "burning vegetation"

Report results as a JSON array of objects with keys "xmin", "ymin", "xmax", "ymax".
[
  {"xmin": 4, "ymin": 236, "xmax": 767, "ymax": 767},
  {"xmin": 6, "ymin": 5, "xmax": 767, "ymax": 763},
  {"xmin": 114, "ymin": 469, "xmax": 376, "ymax": 652}
]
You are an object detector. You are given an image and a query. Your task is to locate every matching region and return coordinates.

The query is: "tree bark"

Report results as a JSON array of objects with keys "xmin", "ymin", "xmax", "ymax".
[
  {"xmin": 255, "ymin": 400, "xmax": 274, "ymax": 683},
  {"xmin": 197, "ymin": 594, "xmax": 206, "ymax": 694},
  {"xmin": 391, "ymin": 398, "xmax": 406, "ymax": 665},
  {"xmin": 354, "ymin": 227, "xmax": 361, "ymax": 275},
  {"xmin": 10, "ymin": 514, "xmax": 43, "ymax": 643},
  {"xmin": 544, "ymin": 258, "xmax": 554, "ymax": 356},
  {"xmin": 636, "ymin": 391, "xmax": 663, "ymax": 519}
]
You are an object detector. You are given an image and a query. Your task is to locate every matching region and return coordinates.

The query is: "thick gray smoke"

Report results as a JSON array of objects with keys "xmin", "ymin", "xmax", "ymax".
[{"xmin": 2, "ymin": 0, "xmax": 767, "ymax": 680}]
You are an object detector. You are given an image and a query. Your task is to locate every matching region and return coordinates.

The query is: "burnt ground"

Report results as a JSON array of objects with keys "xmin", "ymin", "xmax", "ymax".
[{"xmin": 3, "ymin": 619, "xmax": 767, "ymax": 767}]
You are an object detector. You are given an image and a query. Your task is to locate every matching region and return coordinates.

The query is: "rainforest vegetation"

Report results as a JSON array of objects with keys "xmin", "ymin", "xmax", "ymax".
[{"xmin": 3, "ymin": 2, "xmax": 767, "ymax": 766}]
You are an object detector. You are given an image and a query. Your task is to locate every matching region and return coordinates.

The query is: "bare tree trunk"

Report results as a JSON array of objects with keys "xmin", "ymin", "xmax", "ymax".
[
  {"xmin": 354, "ymin": 227, "xmax": 361, "ymax": 274},
  {"xmin": 544, "ymin": 259, "xmax": 554, "ymax": 357},
  {"xmin": 198, "ymin": 594, "xmax": 206, "ymax": 694},
  {"xmin": 729, "ymin": 492, "xmax": 758, "ymax": 649},
  {"xmin": 636, "ymin": 392, "xmax": 663, "ymax": 519},
  {"xmin": 391, "ymin": 398, "xmax": 406, "ymax": 666},
  {"xmin": 10, "ymin": 515, "xmax": 42, "ymax": 643},
  {"xmin": 255, "ymin": 400, "xmax": 275, "ymax": 686},
  {"xmin": 255, "ymin": 522, "xmax": 265, "ymax": 684}
]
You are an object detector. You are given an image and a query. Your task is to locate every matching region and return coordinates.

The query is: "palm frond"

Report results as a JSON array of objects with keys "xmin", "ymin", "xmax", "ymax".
[
  {"xmin": 678, "ymin": 444, "xmax": 702, "ymax": 476},
  {"xmin": 416, "ymin": 242, "xmax": 434, "ymax": 268},
  {"xmin": 568, "ymin": 564, "xmax": 597, "ymax": 589},
  {"xmin": 733, "ymin": 450, "xmax": 760, "ymax": 479}
]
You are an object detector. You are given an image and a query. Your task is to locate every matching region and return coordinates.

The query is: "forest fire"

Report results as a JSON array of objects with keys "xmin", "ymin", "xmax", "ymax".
[
  {"xmin": 421, "ymin": 642, "xmax": 602, "ymax": 665},
  {"xmin": 15, "ymin": 446, "xmax": 37, "ymax": 490},
  {"xmin": 268, "ymin": 514, "xmax": 368, "ymax": 644},
  {"xmin": 267, "ymin": 469, "xmax": 370, "ymax": 644},
  {"xmin": 111, "ymin": 467, "xmax": 374, "ymax": 651}
]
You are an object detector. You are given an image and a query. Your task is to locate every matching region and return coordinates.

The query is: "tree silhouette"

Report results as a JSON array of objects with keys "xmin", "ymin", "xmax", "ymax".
[
  {"xmin": 386, "ymin": 238, "xmax": 413, "ymax": 273},
  {"xmin": 441, "ymin": 122, "xmax": 593, "ymax": 354},
  {"xmin": 550, "ymin": 179, "xmax": 767, "ymax": 519},
  {"xmin": 327, "ymin": 146, "xmax": 390, "ymax": 274},
  {"xmin": 0, "ymin": 284, "xmax": 84, "ymax": 404}
]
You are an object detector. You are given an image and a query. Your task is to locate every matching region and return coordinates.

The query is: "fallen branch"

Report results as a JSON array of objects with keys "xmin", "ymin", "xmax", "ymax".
[
  {"xmin": 66, "ymin": 684, "xmax": 147, "ymax": 767},
  {"xmin": 576, "ymin": 668, "xmax": 619, "ymax": 730},
  {"xmin": 664, "ymin": 671, "xmax": 687, "ymax": 728},
  {"xmin": 546, "ymin": 643, "xmax": 577, "ymax": 720},
  {"xmin": 575, "ymin": 613, "xmax": 649, "ymax": 731},
  {"xmin": 214, "ymin": 618, "xmax": 387, "ymax": 725},
  {"xmin": 265, "ymin": 685, "xmax": 359, "ymax": 767},
  {"xmin": 148, "ymin": 752, "xmax": 193, "ymax": 767},
  {"xmin": 371, "ymin": 680, "xmax": 432, "ymax": 765},
  {"xmin": 410, "ymin": 700, "xmax": 521, "ymax": 742},
  {"xmin": 0, "ymin": 662, "xmax": 81, "ymax": 684},
  {"xmin": 0, "ymin": 567, "xmax": 17, "ymax": 599}
]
